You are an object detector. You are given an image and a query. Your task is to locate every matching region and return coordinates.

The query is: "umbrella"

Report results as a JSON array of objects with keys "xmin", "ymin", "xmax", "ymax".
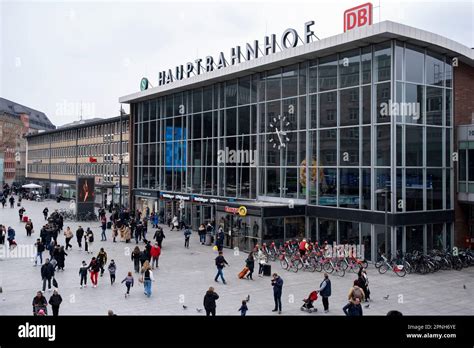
[{"xmin": 22, "ymin": 183, "xmax": 42, "ymax": 189}]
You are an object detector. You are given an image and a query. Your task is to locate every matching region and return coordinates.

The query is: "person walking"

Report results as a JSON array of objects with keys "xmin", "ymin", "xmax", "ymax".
[
  {"xmin": 88, "ymin": 257, "xmax": 100, "ymax": 288},
  {"xmin": 245, "ymin": 252, "xmax": 255, "ymax": 280},
  {"xmin": 79, "ymin": 261, "xmax": 88, "ymax": 288},
  {"xmin": 97, "ymin": 248, "xmax": 108, "ymax": 277},
  {"xmin": 140, "ymin": 261, "xmax": 154, "ymax": 297},
  {"xmin": 64, "ymin": 226, "xmax": 73, "ymax": 251},
  {"xmin": 121, "ymin": 272, "xmax": 134, "ymax": 297},
  {"xmin": 131, "ymin": 246, "xmax": 141, "ymax": 273},
  {"xmin": 271, "ymin": 273, "xmax": 283, "ymax": 314},
  {"xmin": 34, "ymin": 238, "xmax": 45, "ymax": 266},
  {"xmin": 214, "ymin": 251, "xmax": 229, "ymax": 284},
  {"xmin": 150, "ymin": 242, "xmax": 161, "ymax": 269},
  {"xmin": 343, "ymin": 297, "xmax": 363, "ymax": 316},
  {"xmin": 48, "ymin": 289, "xmax": 62, "ymax": 316},
  {"xmin": 153, "ymin": 227, "xmax": 165, "ymax": 248},
  {"xmin": 171, "ymin": 215, "xmax": 179, "ymax": 231},
  {"xmin": 357, "ymin": 268, "xmax": 370, "ymax": 302},
  {"xmin": 348, "ymin": 280, "xmax": 365, "ymax": 304},
  {"xmin": 19, "ymin": 207, "xmax": 26, "ymax": 222},
  {"xmin": 216, "ymin": 227, "xmax": 225, "ymax": 252},
  {"xmin": 76, "ymin": 226, "xmax": 84, "ymax": 249},
  {"xmin": 238, "ymin": 300, "xmax": 248, "ymax": 316},
  {"xmin": 184, "ymin": 226, "xmax": 192, "ymax": 248},
  {"xmin": 85, "ymin": 228, "xmax": 94, "ymax": 254},
  {"xmin": 7, "ymin": 226, "xmax": 15, "ymax": 249},
  {"xmin": 25, "ymin": 219, "xmax": 34, "ymax": 237},
  {"xmin": 100, "ymin": 215, "xmax": 107, "ymax": 241},
  {"xmin": 56, "ymin": 246, "xmax": 67, "ymax": 271},
  {"xmin": 203, "ymin": 287, "xmax": 219, "ymax": 316},
  {"xmin": 198, "ymin": 223, "xmax": 206, "ymax": 245},
  {"xmin": 41, "ymin": 259, "xmax": 55, "ymax": 292},
  {"xmin": 32, "ymin": 291, "xmax": 48, "ymax": 316},
  {"xmin": 318, "ymin": 273, "xmax": 332, "ymax": 313},
  {"xmin": 43, "ymin": 207, "xmax": 49, "ymax": 221},
  {"xmin": 108, "ymin": 259, "xmax": 117, "ymax": 285},
  {"xmin": 9, "ymin": 195, "xmax": 14, "ymax": 208}
]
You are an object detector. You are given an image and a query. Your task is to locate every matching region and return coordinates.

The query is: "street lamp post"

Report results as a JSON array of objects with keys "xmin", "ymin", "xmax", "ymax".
[
  {"xmin": 376, "ymin": 188, "xmax": 392, "ymax": 257},
  {"xmin": 119, "ymin": 105, "xmax": 124, "ymax": 209}
]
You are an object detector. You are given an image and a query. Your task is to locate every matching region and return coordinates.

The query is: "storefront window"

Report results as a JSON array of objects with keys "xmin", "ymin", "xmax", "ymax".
[
  {"xmin": 406, "ymin": 225, "xmax": 424, "ymax": 253},
  {"xmin": 319, "ymin": 218, "xmax": 336, "ymax": 244}
]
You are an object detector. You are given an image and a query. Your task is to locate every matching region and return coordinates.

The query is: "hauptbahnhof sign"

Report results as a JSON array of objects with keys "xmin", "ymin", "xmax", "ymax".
[{"xmin": 153, "ymin": 21, "xmax": 316, "ymax": 88}]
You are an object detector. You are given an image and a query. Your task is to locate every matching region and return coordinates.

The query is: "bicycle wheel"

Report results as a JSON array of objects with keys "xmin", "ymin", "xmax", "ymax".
[
  {"xmin": 340, "ymin": 260, "xmax": 349, "ymax": 271},
  {"xmin": 378, "ymin": 264, "xmax": 389, "ymax": 274},
  {"xmin": 375, "ymin": 260, "xmax": 383, "ymax": 269},
  {"xmin": 269, "ymin": 252, "xmax": 276, "ymax": 262},
  {"xmin": 280, "ymin": 259, "xmax": 289, "ymax": 270},
  {"xmin": 360, "ymin": 260, "xmax": 368, "ymax": 269},
  {"xmin": 395, "ymin": 266, "xmax": 406, "ymax": 277},
  {"xmin": 350, "ymin": 264, "xmax": 360, "ymax": 274},
  {"xmin": 314, "ymin": 261, "xmax": 323, "ymax": 272},
  {"xmin": 290, "ymin": 262, "xmax": 299, "ymax": 273},
  {"xmin": 404, "ymin": 261, "xmax": 413, "ymax": 274},
  {"xmin": 335, "ymin": 266, "xmax": 345, "ymax": 277},
  {"xmin": 324, "ymin": 263, "xmax": 334, "ymax": 274},
  {"xmin": 295, "ymin": 259, "xmax": 304, "ymax": 270}
]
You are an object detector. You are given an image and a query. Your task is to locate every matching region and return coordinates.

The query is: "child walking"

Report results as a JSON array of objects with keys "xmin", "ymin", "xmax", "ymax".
[
  {"xmin": 238, "ymin": 300, "xmax": 248, "ymax": 316},
  {"xmin": 121, "ymin": 272, "xmax": 134, "ymax": 297}
]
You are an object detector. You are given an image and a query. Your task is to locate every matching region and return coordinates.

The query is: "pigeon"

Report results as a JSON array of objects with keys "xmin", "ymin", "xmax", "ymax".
[
  {"xmin": 463, "ymin": 285, "xmax": 466, "ymax": 289},
  {"xmin": 246, "ymin": 295, "xmax": 250, "ymax": 302},
  {"xmin": 383, "ymin": 295, "xmax": 389, "ymax": 300},
  {"xmin": 196, "ymin": 308, "xmax": 203, "ymax": 313},
  {"xmin": 364, "ymin": 304, "xmax": 370, "ymax": 308},
  {"xmin": 182, "ymin": 305, "xmax": 187, "ymax": 310}
]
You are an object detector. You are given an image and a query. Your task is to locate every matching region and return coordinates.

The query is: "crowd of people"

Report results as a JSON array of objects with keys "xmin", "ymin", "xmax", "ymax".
[{"xmin": 0, "ymin": 191, "xmax": 405, "ymax": 317}]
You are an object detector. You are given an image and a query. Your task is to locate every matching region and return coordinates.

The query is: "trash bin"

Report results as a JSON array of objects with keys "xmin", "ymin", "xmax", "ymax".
[{"xmin": 205, "ymin": 233, "xmax": 212, "ymax": 246}]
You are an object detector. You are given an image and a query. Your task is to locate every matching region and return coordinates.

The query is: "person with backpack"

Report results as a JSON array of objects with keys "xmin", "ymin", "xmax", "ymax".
[
  {"xmin": 121, "ymin": 271, "xmax": 134, "ymax": 297},
  {"xmin": 41, "ymin": 259, "xmax": 55, "ymax": 292},
  {"xmin": 140, "ymin": 261, "xmax": 154, "ymax": 297},
  {"xmin": 48, "ymin": 289, "xmax": 63, "ymax": 316},
  {"xmin": 79, "ymin": 261, "xmax": 88, "ymax": 288},
  {"xmin": 271, "ymin": 273, "xmax": 283, "ymax": 314},
  {"xmin": 88, "ymin": 257, "xmax": 100, "ymax": 288},
  {"xmin": 76, "ymin": 226, "xmax": 84, "ymax": 249},
  {"xmin": 97, "ymin": 248, "xmax": 108, "ymax": 276},
  {"xmin": 108, "ymin": 259, "xmax": 117, "ymax": 285},
  {"xmin": 34, "ymin": 238, "xmax": 45, "ymax": 266},
  {"xmin": 43, "ymin": 207, "xmax": 49, "ymax": 221},
  {"xmin": 348, "ymin": 279, "xmax": 365, "ymax": 304},
  {"xmin": 85, "ymin": 228, "xmax": 94, "ymax": 254},
  {"xmin": 203, "ymin": 287, "xmax": 219, "ymax": 316},
  {"xmin": 25, "ymin": 219, "xmax": 34, "ymax": 237},
  {"xmin": 214, "ymin": 251, "xmax": 229, "ymax": 284},
  {"xmin": 318, "ymin": 273, "xmax": 332, "ymax": 313},
  {"xmin": 184, "ymin": 226, "xmax": 192, "ymax": 248}
]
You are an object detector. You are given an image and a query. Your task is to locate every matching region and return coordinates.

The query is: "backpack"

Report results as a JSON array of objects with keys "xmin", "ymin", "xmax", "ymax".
[{"xmin": 88, "ymin": 233, "xmax": 94, "ymax": 243}]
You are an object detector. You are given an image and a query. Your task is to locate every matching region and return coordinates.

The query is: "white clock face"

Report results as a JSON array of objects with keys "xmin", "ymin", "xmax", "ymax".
[{"xmin": 268, "ymin": 114, "xmax": 291, "ymax": 150}]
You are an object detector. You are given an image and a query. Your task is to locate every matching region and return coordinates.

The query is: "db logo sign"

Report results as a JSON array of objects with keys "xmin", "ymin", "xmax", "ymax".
[{"xmin": 344, "ymin": 2, "xmax": 373, "ymax": 32}]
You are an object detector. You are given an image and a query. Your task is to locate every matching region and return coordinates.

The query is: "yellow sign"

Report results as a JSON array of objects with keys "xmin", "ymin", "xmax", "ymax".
[{"xmin": 238, "ymin": 206, "xmax": 247, "ymax": 216}]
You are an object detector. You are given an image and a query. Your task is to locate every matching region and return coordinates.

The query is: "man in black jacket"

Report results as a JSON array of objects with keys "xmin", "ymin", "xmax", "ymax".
[
  {"xmin": 271, "ymin": 273, "xmax": 284, "ymax": 314},
  {"xmin": 49, "ymin": 289, "xmax": 63, "ymax": 316},
  {"xmin": 76, "ymin": 226, "xmax": 84, "ymax": 249},
  {"xmin": 203, "ymin": 287, "xmax": 219, "ymax": 316},
  {"xmin": 153, "ymin": 227, "xmax": 165, "ymax": 248},
  {"xmin": 41, "ymin": 259, "xmax": 55, "ymax": 292},
  {"xmin": 214, "ymin": 251, "xmax": 229, "ymax": 284}
]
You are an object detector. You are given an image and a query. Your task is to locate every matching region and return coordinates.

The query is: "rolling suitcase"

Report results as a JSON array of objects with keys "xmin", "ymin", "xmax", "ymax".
[
  {"xmin": 238, "ymin": 267, "xmax": 249, "ymax": 279},
  {"xmin": 263, "ymin": 264, "xmax": 271, "ymax": 276},
  {"xmin": 107, "ymin": 221, "xmax": 112, "ymax": 229}
]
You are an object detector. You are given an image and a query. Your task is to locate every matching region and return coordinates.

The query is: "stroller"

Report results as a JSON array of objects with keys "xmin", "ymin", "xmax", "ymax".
[{"xmin": 300, "ymin": 290, "xmax": 318, "ymax": 313}]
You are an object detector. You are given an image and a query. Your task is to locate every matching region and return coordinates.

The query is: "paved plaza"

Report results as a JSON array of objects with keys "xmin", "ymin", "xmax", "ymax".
[{"xmin": 0, "ymin": 197, "xmax": 473, "ymax": 316}]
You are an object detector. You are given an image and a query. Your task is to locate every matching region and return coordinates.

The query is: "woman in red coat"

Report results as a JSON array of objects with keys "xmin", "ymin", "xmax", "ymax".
[{"xmin": 150, "ymin": 242, "xmax": 161, "ymax": 269}]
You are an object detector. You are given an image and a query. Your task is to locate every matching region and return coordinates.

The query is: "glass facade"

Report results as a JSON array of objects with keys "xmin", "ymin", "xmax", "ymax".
[{"xmin": 132, "ymin": 40, "xmax": 454, "ymax": 260}]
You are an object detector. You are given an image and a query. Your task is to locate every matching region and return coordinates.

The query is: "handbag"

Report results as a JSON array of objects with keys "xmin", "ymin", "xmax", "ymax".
[{"xmin": 52, "ymin": 278, "xmax": 58, "ymax": 288}]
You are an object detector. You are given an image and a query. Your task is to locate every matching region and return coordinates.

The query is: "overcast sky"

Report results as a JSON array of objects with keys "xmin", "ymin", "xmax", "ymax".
[{"xmin": 1, "ymin": 0, "xmax": 473, "ymax": 126}]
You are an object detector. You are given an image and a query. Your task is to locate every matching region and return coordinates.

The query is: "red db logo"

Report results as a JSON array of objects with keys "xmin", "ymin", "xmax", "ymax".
[{"xmin": 344, "ymin": 2, "xmax": 373, "ymax": 32}]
